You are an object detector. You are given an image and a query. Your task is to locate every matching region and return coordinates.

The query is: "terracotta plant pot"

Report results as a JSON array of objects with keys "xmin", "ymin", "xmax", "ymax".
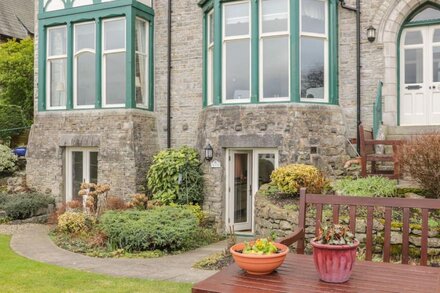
[
  {"xmin": 230, "ymin": 242, "xmax": 289, "ymax": 275},
  {"xmin": 311, "ymin": 239, "xmax": 359, "ymax": 283}
]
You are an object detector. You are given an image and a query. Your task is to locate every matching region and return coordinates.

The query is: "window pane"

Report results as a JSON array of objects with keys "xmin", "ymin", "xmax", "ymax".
[
  {"xmin": 75, "ymin": 22, "xmax": 95, "ymax": 52},
  {"xmin": 45, "ymin": 0, "xmax": 65, "ymax": 11},
  {"xmin": 104, "ymin": 19, "xmax": 125, "ymax": 51},
  {"xmin": 301, "ymin": 37, "xmax": 325, "ymax": 99},
  {"xmin": 405, "ymin": 31, "xmax": 423, "ymax": 45},
  {"xmin": 209, "ymin": 13, "xmax": 214, "ymax": 44},
  {"xmin": 225, "ymin": 39, "xmax": 250, "ymax": 100},
  {"xmin": 434, "ymin": 47, "xmax": 440, "ymax": 82},
  {"xmin": 135, "ymin": 53, "xmax": 147, "ymax": 105},
  {"xmin": 405, "ymin": 48, "xmax": 423, "ymax": 84},
  {"xmin": 434, "ymin": 29, "xmax": 440, "ymax": 43},
  {"xmin": 262, "ymin": 0, "xmax": 288, "ymax": 34},
  {"xmin": 48, "ymin": 27, "xmax": 67, "ymax": 56},
  {"xmin": 89, "ymin": 152, "xmax": 98, "ymax": 184},
  {"xmin": 49, "ymin": 59, "xmax": 67, "ymax": 107},
  {"xmin": 72, "ymin": 152, "xmax": 83, "ymax": 202},
  {"xmin": 105, "ymin": 52, "xmax": 126, "ymax": 104},
  {"xmin": 225, "ymin": 2, "xmax": 250, "ymax": 37},
  {"xmin": 262, "ymin": 36, "xmax": 289, "ymax": 99},
  {"xmin": 410, "ymin": 7, "xmax": 440, "ymax": 22},
  {"xmin": 77, "ymin": 52, "xmax": 96, "ymax": 106},
  {"xmin": 258, "ymin": 154, "xmax": 275, "ymax": 188},
  {"xmin": 207, "ymin": 47, "xmax": 214, "ymax": 105},
  {"xmin": 301, "ymin": 0, "xmax": 326, "ymax": 34},
  {"xmin": 135, "ymin": 19, "xmax": 147, "ymax": 53},
  {"xmin": 72, "ymin": 0, "xmax": 93, "ymax": 7}
]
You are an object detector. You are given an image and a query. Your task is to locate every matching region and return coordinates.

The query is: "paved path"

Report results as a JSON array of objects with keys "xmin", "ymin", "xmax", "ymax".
[{"xmin": 0, "ymin": 224, "xmax": 226, "ymax": 283}]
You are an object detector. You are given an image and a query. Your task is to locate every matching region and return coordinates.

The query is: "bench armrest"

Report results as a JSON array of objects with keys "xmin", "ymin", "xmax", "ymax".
[
  {"xmin": 364, "ymin": 140, "xmax": 402, "ymax": 145},
  {"xmin": 277, "ymin": 228, "xmax": 305, "ymax": 247}
]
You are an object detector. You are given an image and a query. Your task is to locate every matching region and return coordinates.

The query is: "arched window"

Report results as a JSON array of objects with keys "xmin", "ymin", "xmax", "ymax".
[{"xmin": 409, "ymin": 6, "xmax": 440, "ymax": 23}]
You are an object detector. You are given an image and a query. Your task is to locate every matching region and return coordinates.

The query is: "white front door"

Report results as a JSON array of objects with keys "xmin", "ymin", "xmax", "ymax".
[
  {"xmin": 227, "ymin": 149, "xmax": 279, "ymax": 233},
  {"xmin": 65, "ymin": 148, "xmax": 98, "ymax": 202},
  {"xmin": 401, "ymin": 26, "xmax": 440, "ymax": 126}
]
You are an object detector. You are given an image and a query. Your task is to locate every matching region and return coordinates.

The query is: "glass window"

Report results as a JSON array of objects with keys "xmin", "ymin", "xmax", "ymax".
[
  {"xmin": 74, "ymin": 22, "xmax": 96, "ymax": 108},
  {"xmin": 135, "ymin": 18, "xmax": 149, "ymax": 108},
  {"xmin": 72, "ymin": 0, "xmax": 93, "ymax": 7},
  {"xmin": 47, "ymin": 26, "xmax": 67, "ymax": 109},
  {"xmin": 103, "ymin": 18, "xmax": 126, "ymax": 107},
  {"xmin": 301, "ymin": 0, "xmax": 326, "ymax": 35},
  {"xmin": 223, "ymin": 2, "xmax": 251, "ymax": 102},
  {"xmin": 44, "ymin": 0, "xmax": 65, "ymax": 12},
  {"xmin": 410, "ymin": 7, "xmax": 440, "ymax": 23},
  {"xmin": 405, "ymin": 48, "xmax": 423, "ymax": 84},
  {"xmin": 261, "ymin": 0, "xmax": 288, "ymax": 34},
  {"xmin": 207, "ymin": 11, "xmax": 214, "ymax": 105},
  {"xmin": 405, "ymin": 31, "xmax": 423, "ymax": 45}
]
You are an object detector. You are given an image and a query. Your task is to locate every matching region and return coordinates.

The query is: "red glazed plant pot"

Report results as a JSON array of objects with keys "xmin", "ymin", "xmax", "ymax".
[
  {"xmin": 230, "ymin": 242, "xmax": 289, "ymax": 275},
  {"xmin": 311, "ymin": 239, "xmax": 359, "ymax": 283}
]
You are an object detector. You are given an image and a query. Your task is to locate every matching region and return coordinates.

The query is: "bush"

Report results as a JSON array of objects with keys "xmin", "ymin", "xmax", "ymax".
[
  {"xmin": 147, "ymin": 146, "xmax": 204, "ymax": 205},
  {"xmin": 332, "ymin": 177, "xmax": 397, "ymax": 197},
  {"xmin": 0, "ymin": 192, "xmax": 55, "ymax": 220},
  {"xmin": 0, "ymin": 104, "xmax": 27, "ymax": 142},
  {"xmin": 57, "ymin": 212, "xmax": 94, "ymax": 234},
  {"xmin": 106, "ymin": 197, "xmax": 127, "ymax": 211},
  {"xmin": 0, "ymin": 144, "xmax": 17, "ymax": 175},
  {"xmin": 100, "ymin": 206, "xmax": 199, "ymax": 252},
  {"xmin": 270, "ymin": 164, "xmax": 328, "ymax": 195},
  {"xmin": 400, "ymin": 135, "xmax": 440, "ymax": 198}
]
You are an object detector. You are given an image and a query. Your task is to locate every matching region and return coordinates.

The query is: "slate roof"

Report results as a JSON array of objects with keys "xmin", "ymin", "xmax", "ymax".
[{"xmin": 0, "ymin": 0, "xmax": 34, "ymax": 39}]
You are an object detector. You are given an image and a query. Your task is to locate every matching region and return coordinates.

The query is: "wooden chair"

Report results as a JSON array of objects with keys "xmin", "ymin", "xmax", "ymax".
[
  {"xmin": 359, "ymin": 123, "xmax": 401, "ymax": 179},
  {"xmin": 279, "ymin": 188, "xmax": 440, "ymax": 266}
]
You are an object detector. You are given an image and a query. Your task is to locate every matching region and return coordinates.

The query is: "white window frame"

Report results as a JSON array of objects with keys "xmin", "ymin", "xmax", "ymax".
[
  {"xmin": 259, "ymin": 0, "xmax": 290, "ymax": 102},
  {"xmin": 73, "ymin": 21, "xmax": 96, "ymax": 109},
  {"xmin": 299, "ymin": 0, "xmax": 329, "ymax": 103},
  {"xmin": 102, "ymin": 17, "xmax": 126, "ymax": 108},
  {"xmin": 207, "ymin": 10, "xmax": 214, "ymax": 106},
  {"xmin": 65, "ymin": 147, "xmax": 98, "ymax": 202},
  {"xmin": 222, "ymin": 0, "xmax": 252, "ymax": 104},
  {"xmin": 46, "ymin": 25, "xmax": 68, "ymax": 110},
  {"xmin": 135, "ymin": 17, "xmax": 149, "ymax": 109}
]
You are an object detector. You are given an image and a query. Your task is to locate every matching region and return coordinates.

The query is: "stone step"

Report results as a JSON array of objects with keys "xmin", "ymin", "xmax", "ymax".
[{"xmin": 386, "ymin": 125, "xmax": 440, "ymax": 140}]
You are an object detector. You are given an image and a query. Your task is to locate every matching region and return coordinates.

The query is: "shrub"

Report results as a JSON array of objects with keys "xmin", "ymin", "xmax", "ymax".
[
  {"xmin": 57, "ymin": 212, "xmax": 94, "ymax": 234},
  {"xmin": 106, "ymin": 196, "xmax": 127, "ymax": 211},
  {"xmin": 66, "ymin": 200, "xmax": 82, "ymax": 210},
  {"xmin": 0, "ymin": 192, "xmax": 55, "ymax": 220},
  {"xmin": 270, "ymin": 164, "xmax": 328, "ymax": 195},
  {"xmin": 127, "ymin": 194, "xmax": 148, "ymax": 210},
  {"xmin": 0, "ymin": 104, "xmax": 27, "ymax": 143},
  {"xmin": 99, "ymin": 206, "xmax": 199, "ymax": 252},
  {"xmin": 0, "ymin": 144, "xmax": 17, "ymax": 175},
  {"xmin": 400, "ymin": 135, "xmax": 440, "ymax": 198},
  {"xmin": 147, "ymin": 146, "xmax": 204, "ymax": 205},
  {"xmin": 171, "ymin": 203, "xmax": 205, "ymax": 224},
  {"xmin": 332, "ymin": 177, "xmax": 397, "ymax": 197}
]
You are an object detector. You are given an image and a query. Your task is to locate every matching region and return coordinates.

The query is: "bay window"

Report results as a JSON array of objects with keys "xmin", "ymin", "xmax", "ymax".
[
  {"xmin": 135, "ymin": 18, "xmax": 149, "ymax": 108},
  {"xmin": 47, "ymin": 26, "xmax": 67, "ymax": 110},
  {"xmin": 201, "ymin": 0, "xmax": 337, "ymax": 106}
]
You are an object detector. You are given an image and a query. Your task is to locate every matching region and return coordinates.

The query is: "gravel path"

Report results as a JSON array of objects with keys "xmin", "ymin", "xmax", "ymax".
[{"xmin": 0, "ymin": 224, "xmax": 226, "ymax": 283}]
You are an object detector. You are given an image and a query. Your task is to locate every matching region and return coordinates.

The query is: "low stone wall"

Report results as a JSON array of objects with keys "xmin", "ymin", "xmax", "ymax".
[{"xmin": 255, "ymin": 189, "xmax": 440, "ymax": 259}]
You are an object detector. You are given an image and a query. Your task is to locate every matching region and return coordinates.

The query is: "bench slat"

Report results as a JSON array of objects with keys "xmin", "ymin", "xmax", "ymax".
[
  {"xmin": 366, "ymin": 206, "xmax": 374, "ymax": 261},
  {"xmin": 402, "ymin": 208, "xmax": 410, "ymax": 264},
  {"xmin": 421, "ymin": 209, "xmax": 429, "ymax": 266},
  {"xmin": 333, "ymin": 205, "xmax": 340, "ymax": 225},
  {"xmin": 315, "ymin": 204, "xmax": 323, "ymax": 236},
  {"xmin": 349, "ymin": 205, "xmax": 356, "ymax": 233},
  {"xmin": 383, "ymin": 207, "xmax": 392, "ymax": 263}
]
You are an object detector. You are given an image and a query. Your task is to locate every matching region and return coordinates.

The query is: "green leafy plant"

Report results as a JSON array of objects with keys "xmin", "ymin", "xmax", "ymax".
[
  {"xmin": 99, "ymin": 206, "xmax": 199, "ymax": 252},
  {"xmin": 57, "ymin": 212, "xmax": 95, "ymax": 234},
  {"xmin": 332, "ymin": 177, "xmax": 397, "ymax": 197},
  {"xmin": 315, "ymin": 224, "xmax": 356, "ymax": 246},
  {"xmin": 0, "ymin": 192, "xmax": 55, "ymax": 220},
  {"xmin": 242, "ymin": 238, "xmax": 279, "ymax": 255},
  {"xmin": 270, "ymin": 164, "xmax": 328, "ymax": 195},
  {"xmin": 147, "ymin": 146, "xmax": 204, "ymax": 205},
  {"xmin": 399, "ymin": 134, "xmax": 440, "ymax": 198},
  {"xmin": 0, "ymin": 144, "xmax": 17, "ymax": 175},
  {"xmin": 0, "ymin": 104, "xmax": 27, "ymax": 143}
]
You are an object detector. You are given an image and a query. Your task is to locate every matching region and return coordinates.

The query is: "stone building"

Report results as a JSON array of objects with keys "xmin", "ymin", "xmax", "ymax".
[{"xmin": 28, "ymin": 0, "xmax": 440, "ymax": 232}]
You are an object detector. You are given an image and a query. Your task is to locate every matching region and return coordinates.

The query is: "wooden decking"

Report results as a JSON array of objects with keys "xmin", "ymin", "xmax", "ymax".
[{"xmin": 192, "ymin": 254, "xmax": 440, "ymax": 293}]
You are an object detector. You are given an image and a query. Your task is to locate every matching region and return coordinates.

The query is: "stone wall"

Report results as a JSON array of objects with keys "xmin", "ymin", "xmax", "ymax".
[
  {"xmin": 255, "ymin": 190, "xmax": 440, "ymax": 259},
  {"xmin": 26, "ymin": 110, "xmax": 159, "ymax": 202}
]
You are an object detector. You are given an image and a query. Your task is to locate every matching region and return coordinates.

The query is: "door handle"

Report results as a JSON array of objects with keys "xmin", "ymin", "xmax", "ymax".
[
  {"xmin": 405, "ymin": 85, "xmax": 422, "ymax": 90},
  {"xmin": 429, "ymin": 86, "xmax": 437, "ymax": 90}
]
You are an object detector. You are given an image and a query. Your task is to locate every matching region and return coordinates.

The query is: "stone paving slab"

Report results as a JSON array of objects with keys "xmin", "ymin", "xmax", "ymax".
[{"xmin": 0, "ymin": 224, "xmax": 226, "ymax": 283}]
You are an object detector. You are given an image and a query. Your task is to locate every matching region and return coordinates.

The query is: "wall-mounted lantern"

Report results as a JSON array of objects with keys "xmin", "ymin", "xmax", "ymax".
[
  {"xmin": 367, "ymin": 25, "xmax": 376, "ymax": 43},
  {"xmin": 204, "ymin": 144, "xmax": 213, "ymax": 161}
]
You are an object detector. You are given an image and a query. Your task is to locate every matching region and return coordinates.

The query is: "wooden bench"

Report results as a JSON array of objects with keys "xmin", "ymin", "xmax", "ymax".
[
  {"xmin": 280, "ymin": 188, "xmax": 440, "ymax": 265},
  {"xmin": 359, "ymin": 123, "xmax": 401, "ymax": 179}
]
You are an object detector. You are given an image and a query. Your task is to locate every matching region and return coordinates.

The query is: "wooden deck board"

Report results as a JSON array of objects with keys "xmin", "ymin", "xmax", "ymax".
[{"xmin": 192, "ymin": 254, "xmax": 440, "ymax": 293}]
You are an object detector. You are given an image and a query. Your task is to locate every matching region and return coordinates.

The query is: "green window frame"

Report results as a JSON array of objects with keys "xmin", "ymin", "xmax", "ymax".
[
  {"xmin": 38, "ymin": 0, "xmax": 155, "ymax": 112},
  {"xmin": 200, "ymin": 0, "xmax": 338, "ymax": 107}
]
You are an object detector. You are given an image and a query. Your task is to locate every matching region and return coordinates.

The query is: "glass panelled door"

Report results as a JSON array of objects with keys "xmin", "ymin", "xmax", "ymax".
[
  {"xmin": 66, "ymin": 148, "xmax": 98, "ymax": 202},
  {"xmin": 230, "ymin": 151, "xmax": 252, "ymax": 231},
  {"xmin": 401, "ymin": 26, "xmax": 440, "ymax": 125}
]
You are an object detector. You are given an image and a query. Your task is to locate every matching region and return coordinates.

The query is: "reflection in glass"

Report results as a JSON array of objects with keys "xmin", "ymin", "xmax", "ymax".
[
  {"xmin": 258, "ymin": 154, "xmax": 275, "ymax": 188},
  {"xmin": 262, "ymin": 36, "xmax": 289, "ymax": 99},
  {"xmin": 104, "ymin": 19, "xmax": 125, "ymax": 51},
  {"xmin": 301, "ymin": 37, "xmax": 325, "ymax": 99},
  {"xmin": 105, "ymin": 53, "xmax": 126, "ymax": 104},
  {"xmin": 225, "ymin": 2, "xmax": 249, "ymax": 37},
  {"xmin": 262, "ymin": 0, "xmax": 288, "ymax": 34},
  {"xmin": 72, "ymin": 152, "xmax": 83, "ymax": 202},
  {"xmin": 405, "ymin": 48, "xmax": 423, "ymax": 84},
  {"xmin": 90, "ymin": 152, "xmax": 98, "ymax": 184},
  {"xmin": 225, "ymin": 40, "xmax": 250, "ymax": 100},
  {"xmin": 75, "ymin": 23, "xmax": 95, "ymax": 52},
  {"xmin": 434, "ymin": 47, "xmax": 440, "ymax": 83},
  {"xmin": 49, "ymin": 27, "xmax": 67, "ymax": 56},
  {"xmin": 49, "ymin": 59, "xmax": 67, "ymax": 107},
  {"xmin": 405, "ymin": 31, "xmax": 423, "ymax": 45},
  {"xmin": 410, "ymin": 7, "xmax": 440, "ymax": 22},
  {"xmin": 301, "ymin": 0, "xmax": 326, "ymax": 34},
  {"xmin": 77, "ymin": 53, "xmax": 96, "ymax": 106},
  {"xmin": 234, "ymin": 154, "xmax": 248, "ymax": 224},
  {"xmin": 135, "ymin": 19, "xmax": 148, "ymax": 107}
]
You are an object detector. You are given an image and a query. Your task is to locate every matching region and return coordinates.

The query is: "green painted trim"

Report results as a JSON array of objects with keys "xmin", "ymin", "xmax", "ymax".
[
  {"xmin": 40, "ymin": 0, "xmax": 133, "ymax": 19},
  {"xmin": 290, "ymin": 0, "xmax": 299, "ymax": 103},
  {"xmin": 251, "ymin": 0, "xmax": 259, "ymax": 103},
  {"xmin": 213, "ymin": 0, "xmax": 222, "ymax": 105},
  {"xmin": 38, "ymin": 24, "xmax": 46, "ymax": 112},
  {"xmin": 67, "ymin": 23, "xmax": 73, "ymax": 110},
  {"xmin": 329, "ymin": 0, "xmax": 338, "ymax": 105},
  {"xmin": 202, "ymin": 13, "xmax": 208, "ymax": 108},
  {"xmin": 126, "ymin": 7, "xmax": 135, "ymax": 109},
  {"xmin": 148, "ymin": 18, "xmax": 155, "ymax": 111},
  {"xmin": 95, "ymin": 17, "xmax": 102, "ymax": 109}
]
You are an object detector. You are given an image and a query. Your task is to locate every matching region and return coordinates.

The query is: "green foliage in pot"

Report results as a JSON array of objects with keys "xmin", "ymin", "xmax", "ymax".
[
  {"xmin": 315, "ymin": 224, "xmax": 356, "ymax": 246},
  {"xmin": 332, "ymin": 177, "xmax": 397, "ymax": 198},
  {"xmin": 242, "ymin": 238, "xmax": 278, "ymax": 255},
  {"xmin": 147, "ymin": 146, "xmax": 204, "ymax": 205},
  {"xmin": 0, "ymin": 144, "xmax": 17, "ymax": 175}
]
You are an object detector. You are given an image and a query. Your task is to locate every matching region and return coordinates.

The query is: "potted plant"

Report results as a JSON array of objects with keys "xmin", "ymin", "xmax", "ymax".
[
  {"xmin": 311, "ymin": 224, "xmax": 359, "ymax": 283},
  {"xmin": 230, "ymin": 237, "xmax": 289, "ymax": 275}
]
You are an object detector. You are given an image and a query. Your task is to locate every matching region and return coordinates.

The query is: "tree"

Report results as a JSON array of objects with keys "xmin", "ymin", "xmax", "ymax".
[
  {"xmin": 0, "ymin": 103, "xmax": 27, "ymax": 142},
  {"xmin": 0, "ymin": 38, "xmax": 34, "ymax": 123}
]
